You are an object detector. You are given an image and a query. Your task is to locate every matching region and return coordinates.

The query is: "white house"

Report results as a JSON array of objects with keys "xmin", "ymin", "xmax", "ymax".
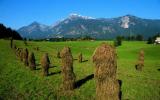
[{"xmin": 155, "ymin": 37, "xmax": 160, "ymax": 44}]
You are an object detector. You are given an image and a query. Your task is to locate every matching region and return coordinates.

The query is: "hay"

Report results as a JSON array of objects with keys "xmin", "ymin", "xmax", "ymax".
[
  {"xmin": 78, "ymin": 53, "xmax": 82, "ymax": 63},
  {"xmin": 92, "ymin": 43, "xmax": 120, "ymax": 100},
  {"xmin": 96, "ymin": 79, "xmax": 120, "ymax": 100},
  {"xmin": 19, "ymin": 49, "xmax": 23, "ymax": 62},
  {"xmin": 135, "ymin": 50, "xmax": 144, "ymax": 71},
  {"xmin": 23, "ymin": 48, "xmax": 29, "ymax": 66},
  {"xmin": 60, "ymin": 47, "xmax": 76, "ymax": 90},
  {"xmin": 28, "ymin": 52, "xmax": 36, "ymax": 70},
  {"xmin": 15, "ymin": 48, "xmax": 20, "ymax": 57},
  {"xmin": 40, "ymin": 53, "xmax": 50, "ymax": 76}
]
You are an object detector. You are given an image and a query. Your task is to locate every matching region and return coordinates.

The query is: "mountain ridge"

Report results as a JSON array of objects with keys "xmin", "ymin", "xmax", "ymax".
[{"xmin": 18, "ymin": 14, "xmax": 160, "ymax": 39}]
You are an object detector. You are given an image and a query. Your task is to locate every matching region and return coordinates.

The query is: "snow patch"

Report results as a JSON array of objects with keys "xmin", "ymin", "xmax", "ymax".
[
  {"xmin": 121, "ymin": 16, "xmax": 130, "ymax": 28},
  {"xmin": 80, "ymin": 25, "xmax": 87, "ymax": 30},
  {"xmin": 69, "ymin": 13, "xmax": 95, "ymax": 20}
]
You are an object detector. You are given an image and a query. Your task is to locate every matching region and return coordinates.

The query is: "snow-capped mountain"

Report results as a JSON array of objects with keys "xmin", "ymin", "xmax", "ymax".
[{"xmin": 18, "ymin": 14, "xmax": 160, "ymax": 39}]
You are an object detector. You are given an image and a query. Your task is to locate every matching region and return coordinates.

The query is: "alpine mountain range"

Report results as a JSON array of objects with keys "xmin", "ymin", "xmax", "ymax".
[{"xmin": 18, "ymin": 14, "xmax": 160, "ymax": 39}]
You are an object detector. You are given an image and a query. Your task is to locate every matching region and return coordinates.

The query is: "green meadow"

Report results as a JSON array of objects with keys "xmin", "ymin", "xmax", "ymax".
[{"xmin": 0, "ymin": 39, "xmax": 160, "ymax": 100}]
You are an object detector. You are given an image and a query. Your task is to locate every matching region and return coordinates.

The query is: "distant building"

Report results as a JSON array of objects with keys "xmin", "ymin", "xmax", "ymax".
[{"xmin": 155, "ymin": 37, "xmax": 160, "ymax": 44}]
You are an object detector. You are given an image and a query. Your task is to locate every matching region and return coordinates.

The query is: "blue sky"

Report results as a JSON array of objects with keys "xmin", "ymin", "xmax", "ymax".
[{"xmin": 0, "ymin": 0, "xmax": 160, "ymax": 29}]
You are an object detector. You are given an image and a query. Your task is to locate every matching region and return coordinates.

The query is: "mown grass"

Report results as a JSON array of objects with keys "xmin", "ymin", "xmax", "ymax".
[{"xmin": 0, "ymin": 39, "xmax": 160, "ymax": 100}]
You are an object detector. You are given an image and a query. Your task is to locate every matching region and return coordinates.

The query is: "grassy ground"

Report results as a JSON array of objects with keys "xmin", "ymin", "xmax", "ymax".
[{"xmin": 0, "ymin": 39, "xmax": 160, "ymax": 100}]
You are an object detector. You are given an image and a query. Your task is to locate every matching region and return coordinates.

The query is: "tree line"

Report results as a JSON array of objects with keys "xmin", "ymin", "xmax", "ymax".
[{"xmin": 0, "ymin": 23, "xmax": 22, "ymax": 40}]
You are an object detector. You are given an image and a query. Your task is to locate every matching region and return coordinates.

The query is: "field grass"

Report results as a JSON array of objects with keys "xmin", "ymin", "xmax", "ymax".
[{"xmin": 0, "ymin": 39, "xmax": 160, "ymax": 100}]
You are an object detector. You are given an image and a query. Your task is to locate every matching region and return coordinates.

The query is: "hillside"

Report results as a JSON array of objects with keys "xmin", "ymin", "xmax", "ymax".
[
  {"xmin": 18, "ymin": 14, "xmax": 160, "ymax": 39},
  {"xmin": 0, "ymin": 39, "xmax": 160, "ymax": 99}
]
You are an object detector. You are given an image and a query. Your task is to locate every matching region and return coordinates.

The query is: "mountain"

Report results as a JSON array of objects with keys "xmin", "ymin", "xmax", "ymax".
[
  {"xmin": 18, "ymin": 14, "xmax": 160, "ymax": 39},
  {"xmin": 18, "ymin": 21, "xmax": 52, "ymax": 39}
]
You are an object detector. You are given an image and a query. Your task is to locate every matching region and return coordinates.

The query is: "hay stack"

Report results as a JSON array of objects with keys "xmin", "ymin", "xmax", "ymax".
[
  {"xmin": 41, "ymin": 53, "xmax": 50, "ymax": 76},
  {"xmin": 15, "ymin": 48, "xmax": 20, "ymax": 57},
  {"xmin": 28, "ymin": 52, "xmax": 36, "ymax": 70},
  {"xmin": 92, "ymin": 43, "xmax": 120, "ymax": 100},
  {"xmin": 78, "ymin": 53, "xmax": 82, "ymax": 63},
  {"xmin": 135, "ymin": 50, "xmax": 144, "ymax": 71},
  {"xmin": 60, "ymin": 47, "xmax": 76, "ymax": 90},
  {"xmin": 19, "ymin": 49, "xmax": 23, "ymax": 62},
  {"xmin": 23, "ymin": 48, "xmax": 29, "ymax": 66},
  {"xmin": 16, "ymin": 48, "xmax": 22, "ymax": 58}
]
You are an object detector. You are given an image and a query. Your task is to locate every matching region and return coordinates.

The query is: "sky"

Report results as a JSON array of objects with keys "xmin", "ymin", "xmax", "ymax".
[{"xmin": 0, "ymin": 0, "xmax": 160, "ymax": 29}]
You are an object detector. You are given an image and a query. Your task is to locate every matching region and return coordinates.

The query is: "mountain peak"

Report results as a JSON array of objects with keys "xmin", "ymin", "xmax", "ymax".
[
  {"xmin": 125, "ymin": 14, "xmax": 134, "ymax": 17},
  {"xmin": 30, "ymin": 21, "xmax": 40, "ymax": 26},
  {"xmin": 123, "ymin": 14, "xmax": 139, "ymax": 19},
  {"xmin": 69, "ymin": 13, "xmax": 95, "ymax": 20}
]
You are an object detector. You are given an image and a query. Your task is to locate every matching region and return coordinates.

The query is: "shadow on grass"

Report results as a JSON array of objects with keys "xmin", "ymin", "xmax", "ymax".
[
  {"xmin": 157, "ymin": 68, "xmax": 160, "ymax": 71},
  {"xmin": 36, "ymin": 67, "xmax": 41, "ymax": 70},
  {"xmin": 75, "ymin": 74, "xmax": 94, "ymax": 89},
  {"xmin": 118, "ymin": 80, "xmax": 122, "ymax": 100},
  {"xmin": 82, "ymin": 60, "xmax": 88, "ymax": 63},
  {"xmin": 50, "ymin": 65, "xmax": 57, "ymax": 68},
  {"xmin": 48, "ymin": 71, "xmax": 61, "ymax": 76},
  {"xmin": 36, "ymin": 63, "xmax": 41, "ymax": 66}
]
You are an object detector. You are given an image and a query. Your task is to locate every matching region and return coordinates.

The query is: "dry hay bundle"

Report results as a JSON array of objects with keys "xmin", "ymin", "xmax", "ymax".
[
  {"xmin": 16, "ymin": 48, "xmax": 22, "ymax": 58},
  {"xmin": 135, "ymin": 50, "xmax": 144, "ymax": 71},
  {"xmin": 23, "ymin": 48, "xmax": 29, "ymax": 66},
  {"xmin": 78, "ymin": 53, "xmax": 82, "ymax": 63},
  {"xmin": 19, "ymin": 49, "xmax": 23, "ymax": 62},
  {"xmin": 92, "ymin": 43, "xmax": 120, "ymax": 100},
  {"xmin": 60, "ymin": 47, "xmax": 76, "ymax": 90},
  {"xmin": 96, "ymin": 79, "xmax": 120, "ymax": 100},
  {"xmin": 28, "ymin": 52, "xmax": 36, "ymax": 70},
  {"xmin": 15, "ymin": 48, "xmax": 20, "ymax": 57},
  {"xmin": 41, "ymin": 53, "xmax": 50, "ymax": 76}
]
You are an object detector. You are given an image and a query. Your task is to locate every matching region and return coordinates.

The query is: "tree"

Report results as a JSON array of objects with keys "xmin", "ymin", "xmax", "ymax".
[
  {"xmin": 136, "ymin": 34, "xmax": 143, "ymax": 41},
  {"xmin": 0, "ymin": 23, "xmax": 22, "ymax": 40},
  {"xmin": 147, "ymin": 37, "xmax": 153, "ymax": 44},
  {"xmin": 114, "ymin": 36, "xmax": 122, "ymax": 47}
]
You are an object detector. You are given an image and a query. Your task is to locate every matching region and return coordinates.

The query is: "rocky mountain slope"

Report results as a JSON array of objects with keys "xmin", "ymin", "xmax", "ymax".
[{"xmin": 18, "ymin": 14, "xmax": 160, "ymax": 39}]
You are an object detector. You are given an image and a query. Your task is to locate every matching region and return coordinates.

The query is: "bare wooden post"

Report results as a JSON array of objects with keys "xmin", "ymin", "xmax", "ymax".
[
  {"xmin": 10, "ymin": 37, "xmax": 13, "ymax": 48},
  {"xmin": 78, "ymin": 53, "xmax": 82, "ymax": 63}
]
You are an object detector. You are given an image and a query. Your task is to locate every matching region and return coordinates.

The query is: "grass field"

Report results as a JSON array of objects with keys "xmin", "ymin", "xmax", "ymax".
[{"xmin": 0, "ymin": 39, "xmax": 160, "ymax": 100}]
